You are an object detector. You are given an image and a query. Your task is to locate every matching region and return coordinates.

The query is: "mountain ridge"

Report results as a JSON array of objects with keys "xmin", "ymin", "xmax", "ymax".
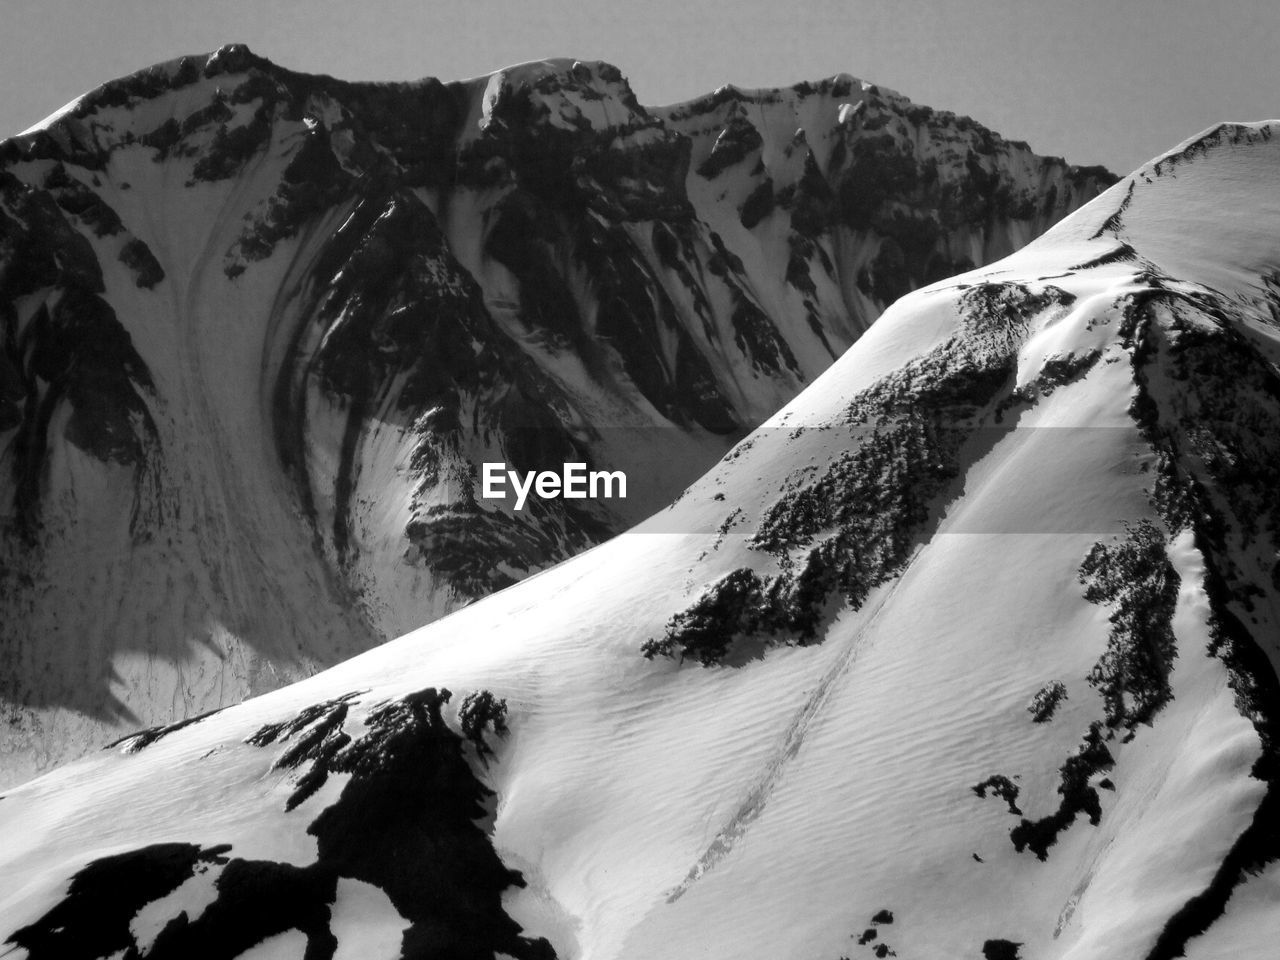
[
  {"xmin": 0, "ymin": 44, "xmax": 1114, "ymax": 785},
  {"xmin": 3, "ymin": 117, "xmax": 1278, "ymax": 956}
]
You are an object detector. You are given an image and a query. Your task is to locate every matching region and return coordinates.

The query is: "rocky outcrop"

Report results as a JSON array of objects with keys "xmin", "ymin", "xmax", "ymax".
[{"xmin": 7, "ymin": 686, "xmax": 552, "ymax": 960}]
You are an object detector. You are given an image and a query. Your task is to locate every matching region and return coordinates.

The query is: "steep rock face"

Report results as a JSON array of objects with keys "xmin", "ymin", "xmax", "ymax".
[
  {"xmin": 0, "ymin": 46, "xmax": 1112, "ymax": 783},
  {"xmin": 656, "ymin": 77, "xmax": 1106, "ymax": 338}
]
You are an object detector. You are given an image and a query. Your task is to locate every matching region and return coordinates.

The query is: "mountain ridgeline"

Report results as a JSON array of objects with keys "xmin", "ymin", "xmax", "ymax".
[
  {"xmin": 0, "ymin": 45, "xmax": 1112, "ymax": 782},
  {"xmin": 2, "ymin": 120, "xmax": 1278, "ymax": 958}
]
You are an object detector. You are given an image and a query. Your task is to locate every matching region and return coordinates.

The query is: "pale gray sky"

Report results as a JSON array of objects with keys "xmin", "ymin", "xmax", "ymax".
[{"xmin": 3, "ymin": 0, "xmax": 1278, "ymax": 174}]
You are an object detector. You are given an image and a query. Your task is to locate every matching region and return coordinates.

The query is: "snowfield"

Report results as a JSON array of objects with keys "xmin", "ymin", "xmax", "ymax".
[{"xmin": 1, "ymin": 118, "xmax": 1279, "ymax": 959}]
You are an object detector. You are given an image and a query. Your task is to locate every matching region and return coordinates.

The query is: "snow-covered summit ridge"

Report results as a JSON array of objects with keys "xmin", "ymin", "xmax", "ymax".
[
  {"xmin": 1030, "ymin": 120, "xmax": 1280, "ymax": 305},
  {"xmin": 2, "ymin": 118, "xmax": 1279, "ymax": 958}
]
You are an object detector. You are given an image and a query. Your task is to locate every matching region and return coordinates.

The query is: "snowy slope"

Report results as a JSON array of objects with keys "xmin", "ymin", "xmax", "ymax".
[
  {"xmin": 1, "ymin": 122, "xmax": 1276, "ymax": 959},
  {"xmin": 0, "ymin": 47, "xmax": 1112, "ymax": 785}
]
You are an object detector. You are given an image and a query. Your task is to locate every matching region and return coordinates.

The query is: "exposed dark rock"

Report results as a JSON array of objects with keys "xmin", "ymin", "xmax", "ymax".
[
  {"xmin": 226, "ymin": 119, "xmax": 356, "ymax": 270},
  {"xmin": 119, "ymin": 237, "xmax": 165, "ymax": 288},
  {"xmin": 247, "ymin": 692, "xmax": 364, "ymax": 811},
  {"xmin": 190, "ymin": 109, "xmax": 276, "ymax": 183},
  {"xmin": 837, "ymin": 133, "xmax": 919, "ymax": 229},
  {"xmin": 1010, "ymin": 721, "xmax": 1114, "ymax": 860},
  {"xmin": 1071, "ymin": 242, "xmax": 1137, "ymax": 270},
  {"xmin": 706, "ymin": 232, "xmax": 801, "ymax": 375},
  {"xmin": 259, "ymin": 182, "xmax": 611, "ymax": 588},
  {"xmin": 1078, "ymin": 521, "xmax": 1180, "ymax": 729},
  {"xmin": 1117, "ymin": 292, "xmax": 1280, "ymax": 959},
  {"xmin": 8, "ymin": 687, "xmax": 555, "ymax": 960},
  {"xmin": 458, "ymin": 690, "xmax": 510, "ymax": 758},
  {"xmin": 1092, "ymin": 181, "xmax": 1135, "ymax": 239},
  {"xmin": 5, "ymin": 843, "xmax": 233, "ymax": 960},
  {"xmin": 1027, "ymin": 680, "xmax": 1068, "ymax": 723},
  {"xmin": 739, "ymin": 177, "xmax": 775, "ymax": 228},
  {"xmin": 105, "ymin": 706, "xmax": 227, "ymax": 754},
  {"xmin": 0, "ymin": 172, "xmax": 104, "ymax": 297},
  {"xmin": 642, "ymin": 567, "xmax": 769, "ymax": 665},
  {"xmin": 644, "ymin": 283, "xmax": 1074, "ymax": 665},
  {"xmin": 981, "ymin": 939, "xmax": 1022, "ymax": 960},
  {"xmin": 44, "ymin": 163, "xmax": 123, "ymax": 236},
  {"xmin": 1038, "ymin": 350, "xmax": 1103, "ymax": 393},
  {"xmin": 458, "ymin": 64, "xmax": 691, "ymax": 222},
  {"xmin": 996, "ymin": 350, "xmax": 1101, "ymax": 421},
  {"xmin": 246, "ymin": 693, "xmax": 364, "ymax": 751},
  {"xmin": 574, "ymin": 215, "xmax": 741, "ymax": 428},
  {"xmin": 998, "ymin": 284, "xmax": 1279, "ymax": 906},
  {"xmin": 697, "ymin": 108, "xmax": 763, "ymax": 179},
  {"xmin": 0, "ymin": 173, "xmax": 160, "ymax": 541},
  {"xmin": 972, "ymin": 775, "xmax": 1022, "ymax": 815},
  {"xmin": 0, "ymin": 46, "xmax": 1114, "ymax": 767},
  {"xmin": 68, "ymin": 54, "xmax": 204, "ymax": 118}
]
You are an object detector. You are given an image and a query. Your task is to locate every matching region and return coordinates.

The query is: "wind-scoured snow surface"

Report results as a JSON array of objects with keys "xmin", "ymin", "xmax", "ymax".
[
  {"xmin": 0, "ymin": 46, "xmax": 1112, "ymax": 784},
  {"xmin": 3, "ymin": 121, "xmax": 1279, "ymax": 958}
]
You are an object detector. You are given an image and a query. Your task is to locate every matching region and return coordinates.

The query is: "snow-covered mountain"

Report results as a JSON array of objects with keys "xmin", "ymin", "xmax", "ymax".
[
  {"xmin": 2, "ymin": 120, "xmax": 1277, "ymax": 958},
  {"xmin": 0, "ymin": 46, "xmax": 1112, "ymax": 784}
]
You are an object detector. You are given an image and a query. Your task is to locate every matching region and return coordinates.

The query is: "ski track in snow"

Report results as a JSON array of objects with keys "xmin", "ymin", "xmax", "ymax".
[{"xmin": 665, "ymin": 548, "xmax": 921, "ymax": 902}]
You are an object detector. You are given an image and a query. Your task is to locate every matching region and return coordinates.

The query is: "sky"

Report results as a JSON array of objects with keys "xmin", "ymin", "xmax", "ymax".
[{"xmin": 2, "ymin": 0, "xmax": 1278, "ymax": 175}]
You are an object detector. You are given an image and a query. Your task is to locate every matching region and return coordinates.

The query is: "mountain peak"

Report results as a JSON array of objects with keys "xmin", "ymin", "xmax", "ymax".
[
  {"xmin": 0, "ymin": 50, "xmax": 1112, "ymax": 788},
  {"xmin": 471, "ymin": 56, "xmax": 649, "ymax": 140},
  {"xmin": 1018, "ymin": 119, "xmax": 1280, "ymax": 305},
  {"xmin": 2, "ymin": 45, "xmax": 1277, "ymax": 960},
  {"xmin": 2, "ymin": 117, "xmax": 1278, "ymax": 952}
]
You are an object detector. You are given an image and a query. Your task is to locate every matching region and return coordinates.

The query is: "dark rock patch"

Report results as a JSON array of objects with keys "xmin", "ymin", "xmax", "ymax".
[
  {"xmin": 644, "ymin": 284, "xmax": 1070, "ymax": 664},
  {"xmin": 7, "ymin": 686, "xmax": 553, "ymax": 960},
  {"xmin": 697, "ymin": 107, "xmax": 763, "ymax": 179},
  {"xmin": 1006, "ymin": 520, "xmax": 1177, "ymax": 860},
  {"xmin": 43, "ymin": 163, "xmax": 123, "ymax": 236},
  {"xmin": 1010, "ymin": 721, "xmax": 1114, "ymax": 860},
  {"xmin": 1118, "ymin": 292, "xmax": 1280, "ymax": 958},
  {"xmin": 1027, "ymin": 680, "xmax": 1068, "ymax": 723},
  {"xmin": 642, "ymin": 567, "xmax": 769, "ymax": 665},
  {"xmin": 1078, "ymin": 521, "xmax": 1180, "ymax": 730},
  {"xmin": 105, "ymin": 705, "xmax": 227, "ymax": 754},
  {"xmin": 458, "ymin": 690, "xmax": 510, "ymax": 759},
  {"xmin": 226, "ymin": 117, "xmax": 356, "ymax": 270},
  {"xmin": 972, "ymin": 775, "xmax": 1022, "ymax": 815},
  {"xmin": 981, "ymin": 939, "xmax": 1022, "ymax": 960},
  {"xmin": 5, "ymin": 843, "xmax": 232, "ymax": 960},
  {"xmin": 739, "ymin": 177, "xmax": 775, "ymax": 228},
  {"xmin": 119, "ymin": 237, "xmax": 165, "ymax": 288},
  {"xmin": 0, "ymin": 174, "xmax": 160, "ymax": 539},
  {"xmin": 247, "ymin": 692, "xmax": 364, "ymax": 811}
]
